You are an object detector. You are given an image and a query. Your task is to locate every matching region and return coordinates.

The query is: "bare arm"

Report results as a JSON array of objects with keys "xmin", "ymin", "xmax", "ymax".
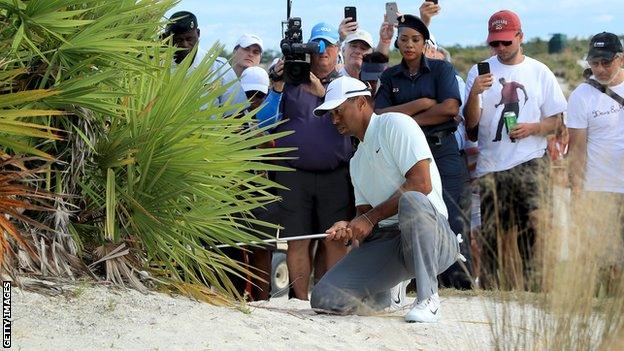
[
  {"xmin": 363, "ymin": 160, "xmax": 432, "ymax": 228},
  {"xmin": 375, "ymin": 98, "xmax": 436, "ymax": 116},
  {"xmin": 325, "ymin": 160, "xmax": 433, "ymax": 242},
  {"xmin": 464, "ymin": 73, "xmax": 492, "ymax": 130},
  {"xmin": 356, "ymin": 205, "xmax": 373, "ymax": 217},
  {"xmin": 567, "ymin": 128, "xmax": 588, "ymax": 194},
  {"xmin": 509, "ymin": 114, "xmax": 561, "ymax": 140},
  {"xmin": 412, "ymin": 98, "xmax": 459, "ymax": 126},
  {"xmin": 376, "ymin": 17, "xmax": 393, "ymax": 57},
  {"xmin": 326, "ymin": 160, "xmax": 433, "ymax": 242},
  {"xmin": 419, "ymin": 1, "xmax": 441, "ymax": 27}
]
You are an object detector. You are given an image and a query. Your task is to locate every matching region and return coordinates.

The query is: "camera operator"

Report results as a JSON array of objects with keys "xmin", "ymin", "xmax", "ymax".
[{"xmin": 271, "ymin": 22, "xmax": 355, "ymax": 300}]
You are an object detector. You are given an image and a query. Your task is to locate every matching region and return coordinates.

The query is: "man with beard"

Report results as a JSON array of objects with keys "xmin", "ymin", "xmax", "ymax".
[
  {"xmin": 568, "ymin": 32, "xmax": 624, "ymax": 238},
  {"xmin": 463, "ymin": 10, "xmax": 567, "ymax": 287}
]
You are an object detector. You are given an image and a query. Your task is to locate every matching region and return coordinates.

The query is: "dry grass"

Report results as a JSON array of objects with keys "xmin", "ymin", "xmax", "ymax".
[{"xmin": 479, "ymin": 163, "xmax": 624, "ymax": 351}]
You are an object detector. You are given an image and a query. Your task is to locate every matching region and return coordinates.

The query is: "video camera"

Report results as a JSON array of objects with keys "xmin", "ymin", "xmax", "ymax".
[{"xmin": 272, "ymin": 1, "xmax": 325, "ymax": 85}]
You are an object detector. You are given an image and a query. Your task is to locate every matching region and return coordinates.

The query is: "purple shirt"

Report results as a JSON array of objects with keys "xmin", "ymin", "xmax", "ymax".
[{"xmin": 275, "ymin": 82, "xmax": 353, "ymax": 171}]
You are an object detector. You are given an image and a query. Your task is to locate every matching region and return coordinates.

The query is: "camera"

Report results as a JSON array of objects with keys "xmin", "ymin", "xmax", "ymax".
[{"xmin": 275, "ymin": 2, "xmax": 325, "ymax": 85}]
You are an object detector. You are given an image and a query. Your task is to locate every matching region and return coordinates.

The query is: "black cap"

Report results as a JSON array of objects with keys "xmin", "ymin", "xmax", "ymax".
[
  {"xmin": 397, "ymin": 14, "xmax": 430, "ymax": 41},
  {"xmin": 588, "ymin": 32, "xmax": 623, "ymax": 60},
  {"xmin": 165, "ymin": 11, "xmax": 198, "ymax": 36}
]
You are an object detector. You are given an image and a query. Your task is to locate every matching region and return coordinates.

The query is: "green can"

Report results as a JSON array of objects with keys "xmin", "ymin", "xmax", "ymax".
[{"xmin": 504, "ymin": 111, "xmax": 518, "ymax": 134}]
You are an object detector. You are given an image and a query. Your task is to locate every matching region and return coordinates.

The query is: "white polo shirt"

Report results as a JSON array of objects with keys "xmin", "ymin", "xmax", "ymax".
[{"xmin": 350, "ymin": 112, "xmax": 447, "ymax": 227}]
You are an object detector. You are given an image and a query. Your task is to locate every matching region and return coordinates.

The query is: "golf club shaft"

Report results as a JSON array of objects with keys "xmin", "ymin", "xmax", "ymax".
[{"xmin": 215, "ymin": 232, "xmax": 328, "ymax": 249}]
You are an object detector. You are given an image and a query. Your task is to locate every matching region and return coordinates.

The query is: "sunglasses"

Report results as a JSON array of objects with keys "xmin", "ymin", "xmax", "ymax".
[
  {"xmin": 489, "ymin": 32, "xmax": 521, "ymax": 48},
  {"xmin": 489, "ymin": 40, "xmax": 513, "ymax": 48}
]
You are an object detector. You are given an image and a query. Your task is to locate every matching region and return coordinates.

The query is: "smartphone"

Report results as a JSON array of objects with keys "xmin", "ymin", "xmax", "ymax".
[
  {"xmin": 477, "ymin": 62, "xmax": 490, "ymax": 75},
  {"xmin": 344, "ymin": 6, "xmax": 357, "ymax": 23},
  {"xmin": 385, "ymin": 2, "xmax": 398, "ymax": 25},
  {"xmin": 427, "ymin": 0, "xmax": 439, "ymax": 4}
]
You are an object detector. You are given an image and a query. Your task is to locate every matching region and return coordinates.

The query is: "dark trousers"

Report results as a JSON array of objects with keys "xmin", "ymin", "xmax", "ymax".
[{"xmin": 430, "ymin": 134, "xmax": 472, "ymax": 288}]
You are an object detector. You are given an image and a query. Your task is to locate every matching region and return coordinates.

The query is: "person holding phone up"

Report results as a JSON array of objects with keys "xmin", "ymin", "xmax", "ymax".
[
  {"xmin": 463, "ymin": 10, "xmax": 567, "ymax": 288},
  {"xmin": 337, "ymin": 6, "xmax": 394, "ymax": 79}
]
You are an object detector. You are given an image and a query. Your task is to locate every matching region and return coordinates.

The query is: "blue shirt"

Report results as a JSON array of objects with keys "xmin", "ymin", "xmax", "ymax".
[
  {"xmin": 274, "ymin": 75, "xmax": 353, "ymax": 171},
  {"xmin": 255, "ymin": 90, "xmax": 282, "ymax": 129},
  {"xmin": 375, "ymin": 57, "xmax": 461, "ymax": 136}
]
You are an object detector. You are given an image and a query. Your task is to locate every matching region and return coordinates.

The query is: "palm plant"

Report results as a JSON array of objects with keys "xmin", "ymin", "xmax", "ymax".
[{"xmin": 1, "ymin": 0, "xmax": 292, "ymax": 302}]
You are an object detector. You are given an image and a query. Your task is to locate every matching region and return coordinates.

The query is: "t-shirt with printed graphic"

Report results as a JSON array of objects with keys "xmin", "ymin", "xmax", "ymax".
[
  {"xmin": 567, "ymin": 79, "xmax": 624, "ymax": 193},
  {"xmin": 500, "ymin": 81, "xmax": 525, "ymax": 104},
  {"xmin": 349, "ymin": 112, "xmax": 447, "ymax": 227},
  {"xmin": 465, "ymin": 55, "xmax": 567, "ymax": 177}
]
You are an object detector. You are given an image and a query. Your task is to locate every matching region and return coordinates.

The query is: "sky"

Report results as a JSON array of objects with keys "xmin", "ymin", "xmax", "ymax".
[{"xmin": 168, "ymin": 0, "xmax": 624, "ymax": 53}]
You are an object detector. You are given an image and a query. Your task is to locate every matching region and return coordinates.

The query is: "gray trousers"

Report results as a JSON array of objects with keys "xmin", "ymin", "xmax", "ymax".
[{"xmin": 310, "ymin": 191, "xmax": 459, "ymax": 314}]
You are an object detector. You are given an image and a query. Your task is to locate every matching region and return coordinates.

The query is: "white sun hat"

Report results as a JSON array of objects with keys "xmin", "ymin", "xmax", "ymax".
[
  {"xmin": 235, "ymin": 33, "xmax": 264, "ymax": 52},
  {"xmin": 240, "ymin": 66, "xmax": 269, "ymax": 94}
]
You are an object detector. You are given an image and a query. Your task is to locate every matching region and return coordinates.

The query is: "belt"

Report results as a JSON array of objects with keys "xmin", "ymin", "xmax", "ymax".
[{"xmin": 425, "ymin": 129, "xmax": 455, "ymax": 146}]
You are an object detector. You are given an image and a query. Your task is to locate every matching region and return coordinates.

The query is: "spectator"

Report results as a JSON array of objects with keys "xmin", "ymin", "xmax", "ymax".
[
  {"xmin": 463, "ymin": 10, "xmax": 567, "ymax": 288},
  {"xmin": 567, "ymin": 32, "xmax": 623, "ymax": 231},
  {"xmin": 240, "ymin": 66, "xmax": 269, "ymax": 110},
  {"xmin": 338, "ymin": 13, "xmax": 394, "ymax": 76},
  {"xmin": 360, "ymin": 52, "xmax": 389, "ymax": 94},
  {"xmin": 309, "ymin": 76, "xmax": 462, "ymax": 323},
  {"xmin": 270, "ymin": 22, "xmax": 355, "ymax": 300},
  {"xmin": 339, "ymin": 30, "xmax": 374, "ymax": 78},
  {"xmin": 422, "ymin": 34, "xmax": 474, "ymax": 289},
  {"xmin": 165, "ymin": 11, "xmax": 246, "ymax": 108},
  {"xmin": 375, "ymin": 14, "xmax": 471, "ymax": 291},
  {"xmin": 232, "ymin": 34, "xmax": 264, "ymax": 77}
]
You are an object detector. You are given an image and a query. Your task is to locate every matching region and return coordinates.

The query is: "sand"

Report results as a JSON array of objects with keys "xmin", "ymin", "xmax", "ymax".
[{"xmin": 7, "ymin": 281, "xmax": 528, "ymax": 351}]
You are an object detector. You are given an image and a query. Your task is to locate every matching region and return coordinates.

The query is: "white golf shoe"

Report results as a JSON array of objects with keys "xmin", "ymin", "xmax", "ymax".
[{"xmin": 405, "ymin": 293, "xmax": 441, "ymax": 323}]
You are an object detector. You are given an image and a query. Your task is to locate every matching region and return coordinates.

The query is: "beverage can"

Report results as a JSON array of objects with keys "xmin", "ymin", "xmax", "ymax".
[{"xmin": 503, "ymin": 111, "xmax": 517, "ymax": 133}]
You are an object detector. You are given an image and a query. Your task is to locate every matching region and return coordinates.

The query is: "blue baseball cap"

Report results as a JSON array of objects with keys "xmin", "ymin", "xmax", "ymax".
[{"xmin": 309, "ymin": 22, "xmax": 339, "ymax": 45}]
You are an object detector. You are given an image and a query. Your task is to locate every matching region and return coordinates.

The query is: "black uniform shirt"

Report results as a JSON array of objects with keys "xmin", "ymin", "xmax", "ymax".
[{"xmin": 375, "ymin": 56, "xmax": 461, "ymax": 136}]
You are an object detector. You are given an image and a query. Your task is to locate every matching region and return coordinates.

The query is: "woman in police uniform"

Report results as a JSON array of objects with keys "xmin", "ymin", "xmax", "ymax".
[{"xmin": 374, "ymin": 14, "xmax": 471, "ymax": 289}]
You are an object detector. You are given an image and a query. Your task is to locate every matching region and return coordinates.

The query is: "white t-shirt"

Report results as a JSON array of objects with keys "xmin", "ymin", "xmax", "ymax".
[
  {"xmin": 567, "ymin": 79, "xmax": 624, "ymax": 193},
  {"xmin": 465, "ymin": 55, "xmax": 567, "ymax": 177},
  {"xmin": 350, "ymin": 112, "xmax": 447, "ymax": 227}
]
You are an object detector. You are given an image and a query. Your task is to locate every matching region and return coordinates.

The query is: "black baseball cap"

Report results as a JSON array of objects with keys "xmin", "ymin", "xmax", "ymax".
[
  {"xmin": 587, "ymin": 32, "xmax": 623, "ymax": 60},
  {"xmin": 165, "ymin": 11, "xmax": 198, "ymax": 36},
  {"xmin": 397, "ymin": 14, "xmax": 430, "ymax": 41}
]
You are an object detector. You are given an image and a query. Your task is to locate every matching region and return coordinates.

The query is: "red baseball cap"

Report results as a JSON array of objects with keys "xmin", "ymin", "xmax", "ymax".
[{"xmin": 487, "ymin": 10, "xmax": 521, "ymax": 43}]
